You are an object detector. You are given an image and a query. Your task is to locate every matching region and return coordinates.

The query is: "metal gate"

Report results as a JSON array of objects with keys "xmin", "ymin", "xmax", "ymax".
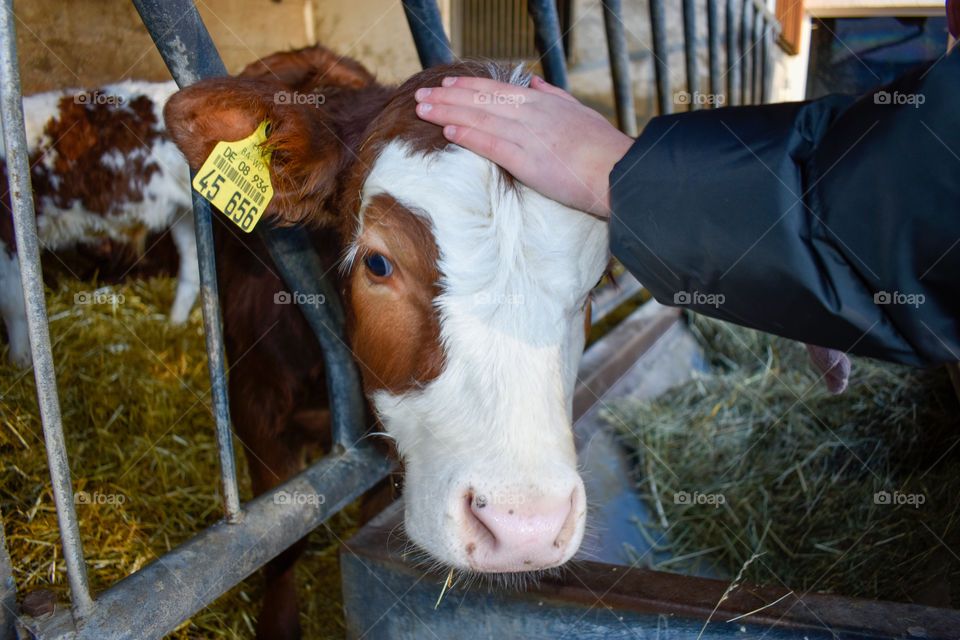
[{"xmin": 0, "ymin": 1, "xmax": 781, "ymax": 638}]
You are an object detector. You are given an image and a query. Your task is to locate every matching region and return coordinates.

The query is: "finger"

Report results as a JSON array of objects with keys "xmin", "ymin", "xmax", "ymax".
[
  {"xmin": 415, "ymin": 85, "xmax": 531, "ymax": 111},
  {"xmin": 440, "ymin": 124, "xmax": 524, "ymax": 173},
  {"xmin": 415, "ymin": 101, "xmax": 527, "ymax": 142},
  {"xmin": 439, "ymin": 75, "xmax": 539, "ymax": 98},
  {"xmin": 529, "ymin": 75, "xmax": 579, "ymax": 103}
]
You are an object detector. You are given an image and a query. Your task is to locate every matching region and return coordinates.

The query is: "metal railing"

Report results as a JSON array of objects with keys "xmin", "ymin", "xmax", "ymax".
[
  {"xmin": 651, "ymin": 0, "xmax": 782, "ymax": 115},
  {"xmin": 0, "ymin": 0, "xmax": 781, "ymax": 638}
]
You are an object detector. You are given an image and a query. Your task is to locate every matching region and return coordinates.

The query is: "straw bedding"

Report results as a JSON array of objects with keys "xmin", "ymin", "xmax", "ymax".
[
  {"xmin": 0, "ymin": 276, "xmax": 355, "ymax": 638},
  {"xmin": 608, "ymin": 313, "xmax": 960, "ymax": 605}
]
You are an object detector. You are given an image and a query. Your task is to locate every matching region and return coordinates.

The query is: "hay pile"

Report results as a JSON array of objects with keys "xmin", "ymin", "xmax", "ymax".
[
  {"xmin": 0, "ymin": 277, "xmax": 356, "ymax": 638},
  {"xmin": 608, "ymin": 313, "xmax": 960, "ymax": 604}
]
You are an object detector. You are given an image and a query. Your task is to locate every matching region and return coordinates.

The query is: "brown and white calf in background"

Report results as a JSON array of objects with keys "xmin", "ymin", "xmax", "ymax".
[
  {"xmin": 0, "ymin": 81, "xmax": 198, "ymax": 365},
  {"xmin": 165, "ymin": 44, "xmax": 607, "ymax": 639}
]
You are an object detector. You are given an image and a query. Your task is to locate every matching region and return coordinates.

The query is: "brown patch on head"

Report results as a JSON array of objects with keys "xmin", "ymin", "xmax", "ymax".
[
  {"xmin": 345, "ymin": 193, "xmax": 444, "ymax": 393},
  {"xmin": 32, "ymin": 93, "xmax": 164, "ymax": 217},
  {"xmin": 338, "ymin": 61, "xmax": 525, "ymax": 220}
]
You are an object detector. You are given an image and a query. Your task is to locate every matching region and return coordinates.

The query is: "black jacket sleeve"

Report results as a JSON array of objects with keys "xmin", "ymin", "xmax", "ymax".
[{"xmin": 609, "ymin": 49, "xmax": 960, "ymax": 368}]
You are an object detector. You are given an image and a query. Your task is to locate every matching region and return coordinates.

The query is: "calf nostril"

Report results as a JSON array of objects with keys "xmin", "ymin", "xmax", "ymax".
[{"xmin": 553, "ymin": 489, "xmax": 580, "ymax": 551}]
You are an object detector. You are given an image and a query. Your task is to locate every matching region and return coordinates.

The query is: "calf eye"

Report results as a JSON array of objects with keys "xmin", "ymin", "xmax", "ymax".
[{"xmin": 364, "ymin": 253, "xmax": 394, "ymax": 278}]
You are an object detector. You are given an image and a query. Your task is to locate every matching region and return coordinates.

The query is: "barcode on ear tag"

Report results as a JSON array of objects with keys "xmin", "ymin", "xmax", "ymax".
[{"xmin": 192, "ymin": 120, "xmax": 274, "ymax": 232}]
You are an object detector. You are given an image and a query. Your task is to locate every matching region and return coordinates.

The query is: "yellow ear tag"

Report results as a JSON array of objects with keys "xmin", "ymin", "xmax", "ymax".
[{"xmin": 192, "ymin": 120, "xmax": 274, "ymax": 232}]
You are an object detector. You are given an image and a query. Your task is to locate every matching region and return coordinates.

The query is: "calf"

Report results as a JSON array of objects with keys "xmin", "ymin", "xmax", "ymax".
[
  {"xmin": 165, "ymin": 44, "xmax": 607, "ymax": 639},
  {"xmin": 0, "ymin": 81, "xmax": 198, "ymax": 365}
]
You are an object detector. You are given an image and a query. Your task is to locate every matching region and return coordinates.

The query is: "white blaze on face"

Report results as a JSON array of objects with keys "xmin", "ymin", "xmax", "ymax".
[{"xmin": 360, "ymin": 141, "xmax": 608, "ymax": 572}]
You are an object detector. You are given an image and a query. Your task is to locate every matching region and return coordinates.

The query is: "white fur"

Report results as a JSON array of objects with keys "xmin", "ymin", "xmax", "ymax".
[
  {"xmin": 0, "ymin": 240, "xmax": 29, "ymax": 366},
  {"xmin": 0, "ymin": 81, "xmax": 198, "ymax": 363},
  {"xmin": 359, "ymin": 141, "xmax": 608, "ymax": 571}
]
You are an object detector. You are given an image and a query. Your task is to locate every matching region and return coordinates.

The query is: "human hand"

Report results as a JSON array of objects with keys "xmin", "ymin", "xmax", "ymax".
[{"xmin": 414, "ymin": 75, "xmax": 634, "ymax": 218}]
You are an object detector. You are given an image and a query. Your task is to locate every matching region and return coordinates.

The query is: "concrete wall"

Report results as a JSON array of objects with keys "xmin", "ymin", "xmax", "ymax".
[{"xmin": 12, "ymin": 0, "xmax": 424, "ymax": 96}]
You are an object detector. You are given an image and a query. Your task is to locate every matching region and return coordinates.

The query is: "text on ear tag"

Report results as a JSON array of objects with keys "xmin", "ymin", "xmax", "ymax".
[{"xmin": 192, "ymin": 119, "xmax": 274, "ymax": 233}]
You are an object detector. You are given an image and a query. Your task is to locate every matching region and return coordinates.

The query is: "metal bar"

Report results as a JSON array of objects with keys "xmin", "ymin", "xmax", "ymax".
[
  {"xmin": 0, "ymin": 0, "xmax": 94, "ymax": 620},
  {"xmin": 601, "ymin": 0, "xmax": 637, "ymax": 136},
  {"xmin": 22, "ymin": 444, "xmax": 394, "ymax": 640},
  {"xmin": 752, "ymin": 5, "xmax": 763, "ymax": 103},
  {"xmin": 527, "ymin": 0, "xmax": 569, "ymax": 90},
  {"xmin": 707, "ymin": 0, "xmax": 722, "ymax": 104},
  {"xmin": 648, "ymin": 0, "xmax": 671, "ymax": 115},
  {"xmin": 261, "ymin": 227, "xmax": 367, "ymax": 451},
  {"xmin": 130, "ymin": 0, "xmax": 242, "ymax": 523},
  {"xmin": 740, "ymin": 0, "xmax": 752, "ymax": 104},
  {"xmin": 762, "ymin": 16, "xmax": 773, "ymax": 103},
  {"xmin": 401, "ymin": 0, "xmax": 454, "ymax": 68},
  {"xmin": 726, "ymin": 0, "xmax": 740, "ymax": 106},
  {"xmin": 682, "ymin": 0, "xmax": 699, "ymax": 110}
]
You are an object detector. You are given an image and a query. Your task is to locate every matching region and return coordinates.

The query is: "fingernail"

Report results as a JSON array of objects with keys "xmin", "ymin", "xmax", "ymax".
[
  {"xmin": 442, "ymin": 77, "xmax": 457, "ymax": 87},
  {"xmin": 415, "ymin": 88, "xmax": 431, "ymax": 100},
  {"xmin": 417, "ymin": 102, "xmax": 432, "ymax": 114},
  {"xmin": 444, "ymin": 125, "xmax": 457, "ymax": 137}
]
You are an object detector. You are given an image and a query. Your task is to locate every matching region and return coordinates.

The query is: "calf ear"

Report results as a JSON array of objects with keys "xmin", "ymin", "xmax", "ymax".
[
  {"xmin": 239, "ymin": 44, "xmax": 375, "ymax": 92},
  {"xmin": 164, "ymin": 77, "xmax": 341, "ymax": 227}
]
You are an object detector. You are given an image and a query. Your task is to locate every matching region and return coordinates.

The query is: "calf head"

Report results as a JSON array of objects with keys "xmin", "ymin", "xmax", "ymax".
[{"xmin": 165, "ymin": 51, "xmax": 609, "ymax": 574}]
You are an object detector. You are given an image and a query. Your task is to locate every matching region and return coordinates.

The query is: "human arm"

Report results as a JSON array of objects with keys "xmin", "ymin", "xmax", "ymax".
[
  {"xmin": 610, "ymin": 52, "xmax": 960, "ymax": 367},
  {"xmin": 414, "ymin": 75, "xmax": 633, "ymax": 217}
]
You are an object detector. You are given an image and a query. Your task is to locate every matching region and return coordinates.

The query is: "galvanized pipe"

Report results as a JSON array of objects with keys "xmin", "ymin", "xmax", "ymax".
[
  {"xmin": 648, "ymin": 0, "xmax": 671, "ymax": 115},
  {"xmin": 130, "ymin": 0, "xmax": 242, "ymax": 523},
  {"xmin": 761, "ymin": 17, "xmax": 773, "ymax": 103},
  {"xmin": 261, "ymin": 227, "xmax": 367, "ymax": 451},
  {"xmin": 528, "ymin": 0, "xmax": 569, "ymax": 90},
  {"xmin": 707, "ymin": 0, "xmax": 722, "ymax": 104},
  {"xmin": 0, "ymin": 0, "xmax": 95, "ymax": 620},
  {"xmin": 740, "ymin": 0, "xmax": 752, "ymax": 104},
  {"xmin": 682, "ymin": 0, "xmax": 699, "ymax": 110},
  {"xmin": 21, "ymin": 444, "xmax": 394, "ymax": 640},
  {"xmin": 401, "ymin": 0, "xmax": 454, "ymax": 68},
  {"xmin": 601, "ymin": 0, "xmax": 637, "ymax": 136},
  {"xmin": 752, "ymin": 7, "xmax": 763, "ymax": 103},
  {"xmin": 726, "ymin": 0, "xmax": 741, "ymax": 106}
]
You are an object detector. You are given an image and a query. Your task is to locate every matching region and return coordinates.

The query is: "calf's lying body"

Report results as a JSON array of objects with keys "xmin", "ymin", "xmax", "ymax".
[{"xmin": 165, "ymin": 45, "xmax": 607, "ymax": 638}]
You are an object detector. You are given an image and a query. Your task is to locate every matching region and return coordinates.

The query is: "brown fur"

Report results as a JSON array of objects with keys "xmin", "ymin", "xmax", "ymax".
[
  {"xmin": 346, "ymin": 194, "xmax": 444, "ymax": 393},
  {"xmin": 35, "ymin": 94, "xmax": 164, "ymax": 217},
  {"xmin": 164, "ymin": 44, "xmax": 523, "ymax": 640}
]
